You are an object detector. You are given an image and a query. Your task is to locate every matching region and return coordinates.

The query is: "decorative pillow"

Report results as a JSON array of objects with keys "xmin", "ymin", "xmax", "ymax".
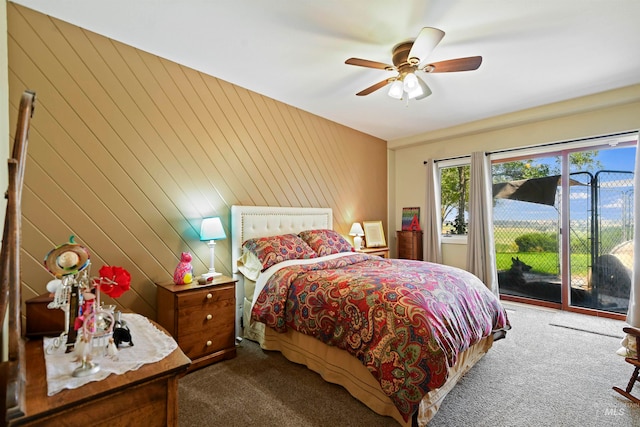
[
  {"xmin": 237, "ymin": 250, "xmax": 263, "ymax": 281},
  {"xmin": 298, "ymin": 229, "xmax": 354, "ymax": 257},
  {"xmin": 242, "ymin": 233, "xmax": 317, "ymax": 271}
]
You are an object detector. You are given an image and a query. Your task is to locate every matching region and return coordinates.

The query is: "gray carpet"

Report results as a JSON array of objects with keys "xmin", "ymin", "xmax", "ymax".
[{"xmin": 178, "ymin": 302, "xmax": 640, "ymax": 426}]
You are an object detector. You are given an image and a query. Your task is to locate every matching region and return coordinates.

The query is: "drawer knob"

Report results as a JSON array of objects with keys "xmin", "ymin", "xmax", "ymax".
[
  {"xmin": 206, "ymin": 340, "xmax": 212, "ymax": 347},
  {"xmin": 206, "ymin": 293, "xmax": 212, "ymax": 299},
  {"xmin": 206, "ymin": 314, "xmax": 212, "ymax": 320}
]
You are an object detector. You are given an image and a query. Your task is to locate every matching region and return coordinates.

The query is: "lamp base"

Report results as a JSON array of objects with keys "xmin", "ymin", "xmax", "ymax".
[{"xmin": 353, "ymin": 235, "xmax": 363, "ymax": 251}]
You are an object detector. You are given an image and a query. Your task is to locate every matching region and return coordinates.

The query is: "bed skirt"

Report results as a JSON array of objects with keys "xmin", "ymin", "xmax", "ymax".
[{"xmin": 243, "ymin": 302, "xmax": 494, "ymax": 426}]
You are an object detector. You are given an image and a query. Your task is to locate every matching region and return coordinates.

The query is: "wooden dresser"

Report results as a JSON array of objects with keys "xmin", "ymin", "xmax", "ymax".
[
  {"xmin": 396, "ymin": 230, "xmax": 423, "ymax": 260},
  {"xmin": 7, "ymin": 326, "xmax": 190, "ymax": 426},
  {"xmin": 3, "ymin": 92, "xmax": 191, "ymax": 426},
  {"xmin": 156, "ymin": 275, "xmax": 237, "ymax": 372}
]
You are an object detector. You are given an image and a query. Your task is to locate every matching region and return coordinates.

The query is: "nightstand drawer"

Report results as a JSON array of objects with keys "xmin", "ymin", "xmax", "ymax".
[
  {"xmin": 176, "ymin": 285, "xmax": 234, "ymax": 309},
  {"xmin": 179, "ymin": 327, "xmax": 235, "ymax": 360},
  {"xmin": 177, "ymin": 298, "xmax": 235, "ymax": 337}
]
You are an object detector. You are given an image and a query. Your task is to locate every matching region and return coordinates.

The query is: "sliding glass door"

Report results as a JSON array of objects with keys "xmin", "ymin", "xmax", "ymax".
[
  {"xmin": 492, "ymin": 141, "xmax": 636, "ymax": 315},
  {"xmin": 493, "ymin": 153, "xmax": 563, "ymax": 304}
]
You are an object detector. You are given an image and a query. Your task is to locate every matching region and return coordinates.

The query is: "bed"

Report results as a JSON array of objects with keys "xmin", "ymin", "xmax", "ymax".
[{"xmin": 230, "ymin": 205, "xmax": 510, "ymax": 426}]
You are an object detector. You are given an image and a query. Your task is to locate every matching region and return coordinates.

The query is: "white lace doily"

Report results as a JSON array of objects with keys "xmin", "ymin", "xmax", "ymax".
[{"xmin": 44, "ymin": 313, "xmax": 178, "ymax": 396}]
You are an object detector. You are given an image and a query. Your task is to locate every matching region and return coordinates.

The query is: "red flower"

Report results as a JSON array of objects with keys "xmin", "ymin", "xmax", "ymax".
[{"xmin": 96, "ymin": 265, "xmax": 131, "ymax": 298}]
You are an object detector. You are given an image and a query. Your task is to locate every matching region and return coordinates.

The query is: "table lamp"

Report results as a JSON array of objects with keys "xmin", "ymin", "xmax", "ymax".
[
  {"xmin": 349, "ymin": 222, "xmax": 365, "ymax": 251},
  {"xmin": 200, "ymin": 217, "xmax": 226, "ymax": 278}
]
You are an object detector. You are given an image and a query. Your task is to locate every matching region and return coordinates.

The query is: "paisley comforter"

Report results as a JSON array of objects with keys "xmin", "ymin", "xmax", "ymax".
[{"xmin": 251, "ymin": 253, "xmax": 510, "ymax": 421}]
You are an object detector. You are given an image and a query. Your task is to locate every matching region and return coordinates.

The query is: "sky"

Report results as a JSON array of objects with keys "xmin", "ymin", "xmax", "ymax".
[
  {"xmin": 441, "ymin": 144, "xmax": 637, "ymax": 225},
  {"xmin": 595, "ymin": 146, "xmax": 636, "ymax": 173},
  {"xmin": 492, "ymin": 145, "xmax": 636, "ymax": 223}
]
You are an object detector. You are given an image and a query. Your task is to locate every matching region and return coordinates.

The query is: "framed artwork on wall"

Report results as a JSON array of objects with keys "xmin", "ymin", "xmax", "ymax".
[
  {"xmin": 363, "ymin": 221, "xmax": 386, "ymax": 247},
  {"xmin": 402, "ymin": 207, "xmax": 421, "ymax": 231}
]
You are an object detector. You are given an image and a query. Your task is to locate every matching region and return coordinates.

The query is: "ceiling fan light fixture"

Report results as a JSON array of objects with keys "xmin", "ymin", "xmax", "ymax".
[
  {"xmin": 411, "ymin": 76, "xmax": 432, "ymax": 101},
  {"xmin": 406, "ymin": 85, "xmax": 424, "ymax": 100},
  {"xmin": 388, "ymin": 80, "xmax": 404, "ymax": 99},
  {"xmin": 345, "ymin": 26, "xmax": 481, "ymax": 99},
  {"xmin": 403, "ymin": 72, "xmax": 419, "ymax": 93}
]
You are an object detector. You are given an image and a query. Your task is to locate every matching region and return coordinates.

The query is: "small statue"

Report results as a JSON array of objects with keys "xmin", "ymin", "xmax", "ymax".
[
  {"xmin": 173, "ymin": 252, "xmax": 194, "ymax": 285},
  {"xmin": 112, "ymin": 311, "xmax": 133, "ymax": 348},
  {"xmin": 113, "ymin": 324, "xmax": 133, "ymax": 347}
]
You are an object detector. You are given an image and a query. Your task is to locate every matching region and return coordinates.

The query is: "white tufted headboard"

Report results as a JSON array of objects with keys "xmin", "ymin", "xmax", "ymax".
[
  {"xmin": 230, "ymin": 205, "xmax": 333, "ymax": 274},
  {"xmin": 229, "ymin": 206, "xmax": 333, "ymax": 338}
]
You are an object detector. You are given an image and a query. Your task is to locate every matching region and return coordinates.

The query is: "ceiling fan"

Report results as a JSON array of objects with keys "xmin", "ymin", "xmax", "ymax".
[{"xmin": 345, "ymin": 27, "xmax": 482, "ymax": 100}]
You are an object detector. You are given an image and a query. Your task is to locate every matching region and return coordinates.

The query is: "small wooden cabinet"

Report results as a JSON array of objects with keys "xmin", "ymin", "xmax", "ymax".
[
  {"xmin": 357, "ymin": 247, "xmax": 390, "ymax": 258},
  {"xmin": 25, "ymin": 293, "xmax": 65, "ymax": 338},
  {"xmin": 156, "ymin": 275, "xmax": 238, "ymax": 372},
  {"xmin": 397, "ymin": 230, "xmax": 423, "ymax": 260}
]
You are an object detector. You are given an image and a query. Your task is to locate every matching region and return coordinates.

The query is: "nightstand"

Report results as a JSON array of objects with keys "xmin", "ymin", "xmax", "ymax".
[
  {"xmin": 156, "ymin": 275, "xmax": 237, "ymax": 372},
  {"xmin": 357, "ymin": 246, "xmax": 390, "ymax": 258}
]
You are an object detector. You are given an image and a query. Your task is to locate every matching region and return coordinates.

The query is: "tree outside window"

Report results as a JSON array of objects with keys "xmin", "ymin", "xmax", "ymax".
[
  {"xmin": 440, "ymin": 165, "xmax": 469, "ymax": 235},
  {"xmin": 439, "ymin": 151, "xmax": 601, "ymax": 236}
]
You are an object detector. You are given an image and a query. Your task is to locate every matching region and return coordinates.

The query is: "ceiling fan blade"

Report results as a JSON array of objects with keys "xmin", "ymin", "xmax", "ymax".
[
  {"xmin": 422, "ymin": 56, "xmax": 483, "ymax": 73},
  {"xmin": 408, "ymin": 27, "xmax": 445, "ymax": 65},
  {"xmin": 345, "ymin": 57, "xmax": 394, "ymax": 70},
  {"xmin": 356, "ymin": 78, "xmax": 394, "ymax": 96}
]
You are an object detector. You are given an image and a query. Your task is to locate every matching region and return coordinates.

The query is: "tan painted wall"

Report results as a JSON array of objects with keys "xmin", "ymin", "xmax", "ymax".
[
  {"xmin": 390, "ymin": 87, "xmax": 640, "ymax": 266},
  {"xmin": 7, "ymin": 4, "xmax": 387, "ymax": 319}
]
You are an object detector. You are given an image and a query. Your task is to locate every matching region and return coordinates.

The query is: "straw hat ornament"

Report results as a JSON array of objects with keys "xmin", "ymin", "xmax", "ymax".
[{"xmin": 43, "ymin": 236, "xmax": 90, "ymax": 278}]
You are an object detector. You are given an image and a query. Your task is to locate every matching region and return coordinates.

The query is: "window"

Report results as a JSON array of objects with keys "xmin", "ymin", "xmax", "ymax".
[{"xmin": 439, "ymin": 160, "xmax": 470, "ymax": 236}]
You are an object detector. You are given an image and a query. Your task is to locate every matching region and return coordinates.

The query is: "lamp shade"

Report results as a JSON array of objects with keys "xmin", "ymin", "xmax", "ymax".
[
  {"xmin": 408, "ymin": 75, "xmax": 432, "ymax": 100},
  {"xmin": 200, "ymin": 217, "xmax": 226, "ymax": 241},
  {"xmin": 387, "ymin": 80, "xmax": 404, "ymax": 99},
  {"xmin": 349, "ymin": 222, "xmax": 364, "ymax": 236},
  {"xmin": 403, "ymin": 72, "xmax": 419, "ymax": 93}
]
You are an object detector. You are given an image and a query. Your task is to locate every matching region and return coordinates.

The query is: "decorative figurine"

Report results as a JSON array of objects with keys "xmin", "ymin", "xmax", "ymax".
[
  {"xmin": 173, "ymin": 252, "xmax": 194, "ymax": 285},
  {"xmin": 112, "ymin": 310, "xmax": 133, "ymax": 348},
  {"xmin": 113, "ymin": 323, "xmax": 134, "ymax": 347}
]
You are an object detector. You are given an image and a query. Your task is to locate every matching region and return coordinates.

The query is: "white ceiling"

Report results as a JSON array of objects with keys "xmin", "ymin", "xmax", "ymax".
[{"xmin": 12, "ymin": 0, "xmax": 640, "ymax": 142}]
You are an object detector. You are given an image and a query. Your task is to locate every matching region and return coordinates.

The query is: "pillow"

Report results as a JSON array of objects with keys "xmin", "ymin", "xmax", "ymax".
[
  {"xmin": 242, "ymin": 233, "xmax": 317, "ymax": 271},
  {"xmin": 298, "ymin": 229, "xmax": 354, "ymax": 257},
  {"xmin": 237, "ymin": 250, "xmax": 263, "ymax": 281}
]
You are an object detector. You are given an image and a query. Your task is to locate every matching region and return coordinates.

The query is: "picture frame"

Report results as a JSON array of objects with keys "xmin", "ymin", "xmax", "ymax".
[
  {"xmin": 363, "ymin": 220, "xmax": 386, "ymax": 248},
  {"xmin": 401, "ymin": 207, "xmax": 421, "ymax": 231}
]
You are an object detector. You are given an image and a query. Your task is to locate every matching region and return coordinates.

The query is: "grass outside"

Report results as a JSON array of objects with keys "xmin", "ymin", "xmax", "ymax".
[
  {"xmin": 494, "ymin": 224, "xmax": 591, "ymax": 275},
  {"xmin": 496, "ymin": 252, "xmax": 591, "ymax": 275}
]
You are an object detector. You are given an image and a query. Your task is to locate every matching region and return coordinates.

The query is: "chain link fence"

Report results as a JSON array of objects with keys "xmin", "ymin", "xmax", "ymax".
[
  {"xmin": 494, "ymin": 170, "xmax": 634, "ymax": 314},
  {"xmin": 588, "ymin": 170, "xmax": 634, "ymax": 313}
]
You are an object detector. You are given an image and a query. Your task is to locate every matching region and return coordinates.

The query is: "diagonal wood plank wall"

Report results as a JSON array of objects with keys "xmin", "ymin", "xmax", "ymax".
[{"xmin": 7, "ymin": 3, "xmax": 387, "ymax": 319}]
